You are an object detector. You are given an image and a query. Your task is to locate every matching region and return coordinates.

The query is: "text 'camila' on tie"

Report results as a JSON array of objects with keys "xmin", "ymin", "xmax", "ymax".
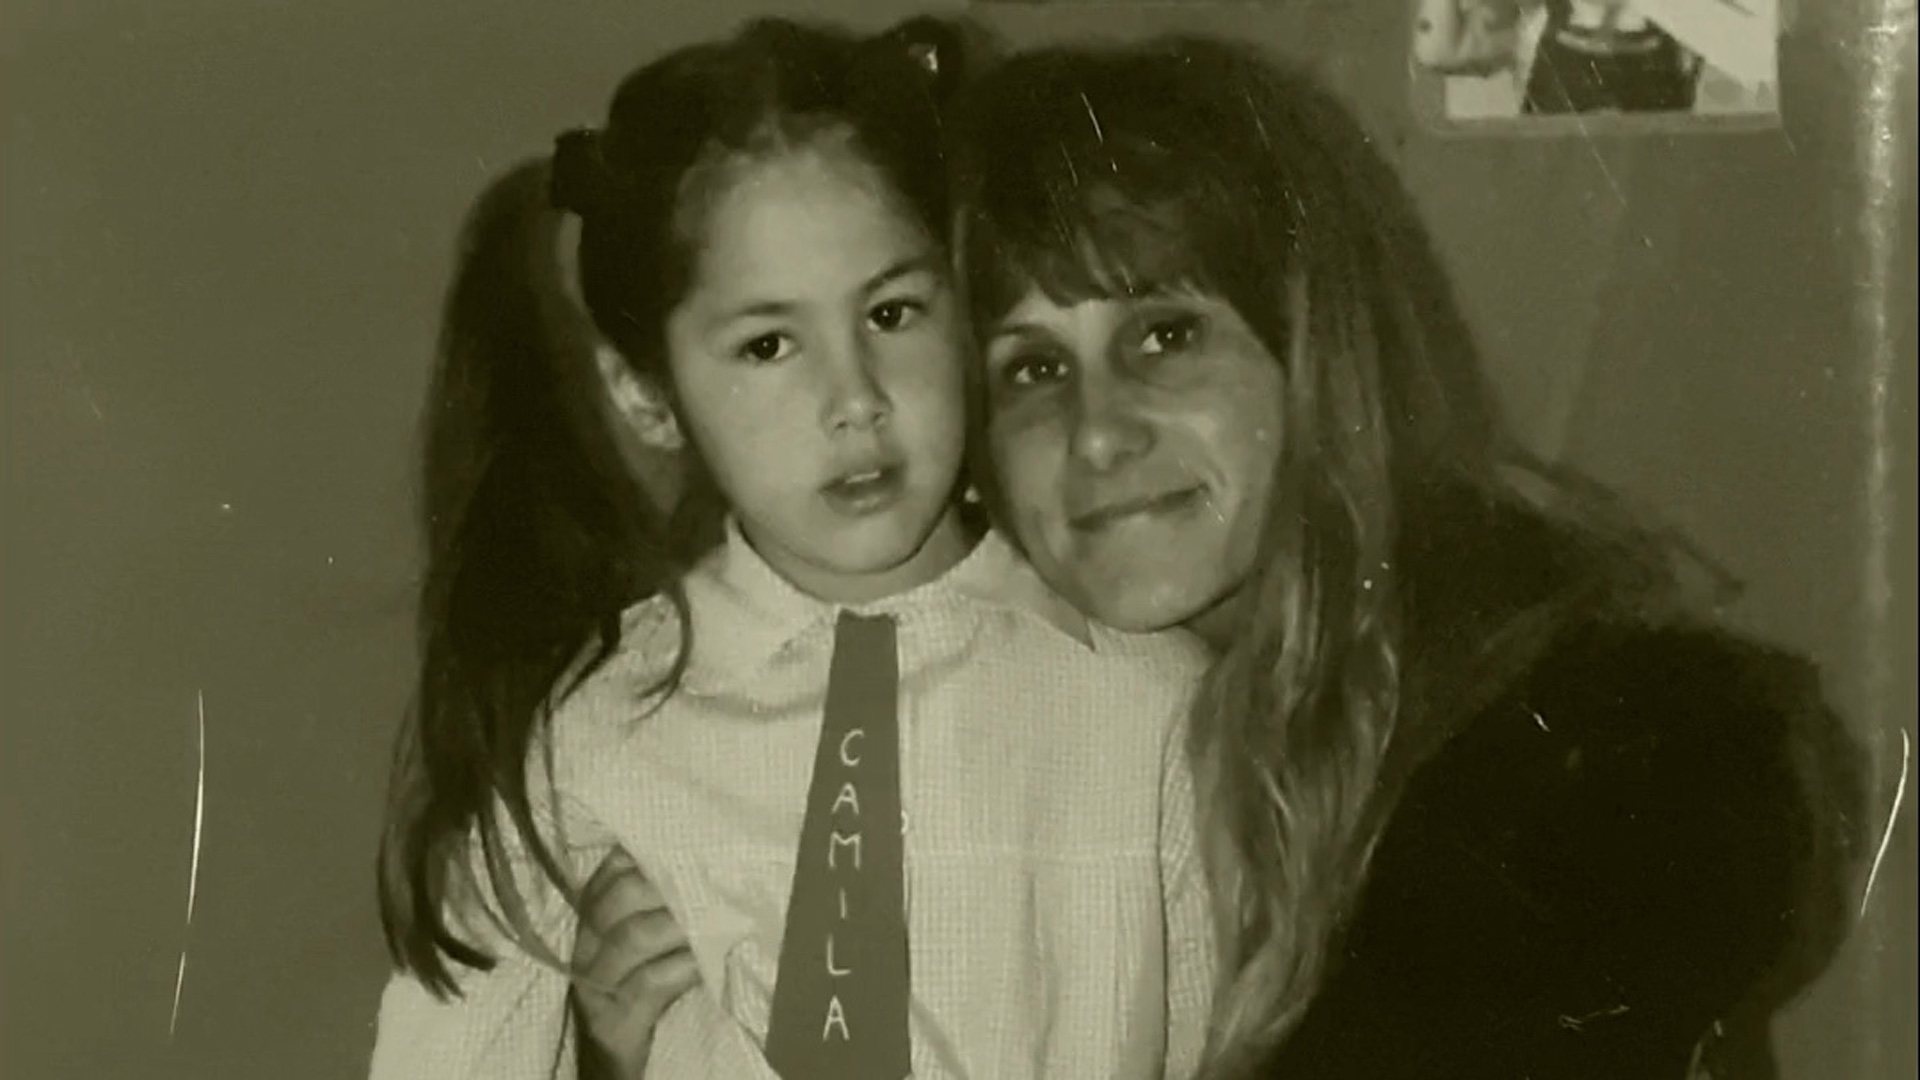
[{"xmin": 763, "ymin": 612, "xmax": 911, "ymax": 1080}]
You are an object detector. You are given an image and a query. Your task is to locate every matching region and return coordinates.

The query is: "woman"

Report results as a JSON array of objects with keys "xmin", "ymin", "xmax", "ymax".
[
  {"xmin": 955, "ymin": 33, "xmax": 1863, "ymax": 1079},
  {"xmin": 570, "ymin": 29, "xmax": 1866, "ymax": 1080}
]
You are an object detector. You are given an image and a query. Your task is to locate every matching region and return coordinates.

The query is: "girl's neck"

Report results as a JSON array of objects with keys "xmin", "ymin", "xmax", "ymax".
[{"xmin": 757, "ymin": 507, "xmax": 976, "ymax": 606}]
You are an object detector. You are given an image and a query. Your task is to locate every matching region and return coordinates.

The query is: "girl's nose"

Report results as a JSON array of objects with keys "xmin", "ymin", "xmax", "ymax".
[{"xmin": 822, "ymin": 338, "xmax": 890, "ymax": 433}]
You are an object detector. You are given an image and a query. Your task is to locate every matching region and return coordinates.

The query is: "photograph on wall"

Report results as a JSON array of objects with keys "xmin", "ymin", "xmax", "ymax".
[{"xmin": 1411, "ymin": 0, "xmax": 1785, "ymax": 129}]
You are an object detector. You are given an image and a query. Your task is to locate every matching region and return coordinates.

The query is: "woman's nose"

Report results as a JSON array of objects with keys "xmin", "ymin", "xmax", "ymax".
[{"xmin": 1066, "ymin": 378, "xmax": 1152, "ymax": 471}]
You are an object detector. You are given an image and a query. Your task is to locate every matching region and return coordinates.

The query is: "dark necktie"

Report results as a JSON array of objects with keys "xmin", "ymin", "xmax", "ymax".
[{"xmin": 764, "ymin": 612, "xmax": 911, "ymax": 1079}]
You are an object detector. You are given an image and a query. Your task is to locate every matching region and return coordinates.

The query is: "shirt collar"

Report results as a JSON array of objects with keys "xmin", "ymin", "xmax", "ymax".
[
  {"xmin": 944, "ymin": 528, "xmax": 1095, "ymax": 649},
  {"xmin": 681, "ymin": 518, "xmax": 1094, "ymax": 690}
]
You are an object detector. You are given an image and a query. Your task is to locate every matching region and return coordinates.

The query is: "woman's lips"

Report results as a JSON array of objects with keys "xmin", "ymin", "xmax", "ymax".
[{"xmin": 1069, "ymin": 486, "xmax": 1205, "ymax": 533}]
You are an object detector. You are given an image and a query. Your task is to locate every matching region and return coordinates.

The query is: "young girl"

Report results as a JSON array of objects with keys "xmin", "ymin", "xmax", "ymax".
[{"xmin": 369, "ymin": 16, "xmax": 1215, "ymax": 1080}]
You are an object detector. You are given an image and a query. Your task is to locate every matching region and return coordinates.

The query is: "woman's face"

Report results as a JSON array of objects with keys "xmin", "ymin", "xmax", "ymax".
[{"xmin": 981, "ymin": 286, "xmax": 1287, "ymax": 637}]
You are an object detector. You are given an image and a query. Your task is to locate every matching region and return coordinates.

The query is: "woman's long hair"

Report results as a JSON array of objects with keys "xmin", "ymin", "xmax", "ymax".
[
  {"xmin": 955, "ymin": 37, "xmax": 1711, "ymax": 1073},
  {"xmin": 378, "ymin": 14, "xmax": 969, "ymax": 995}
]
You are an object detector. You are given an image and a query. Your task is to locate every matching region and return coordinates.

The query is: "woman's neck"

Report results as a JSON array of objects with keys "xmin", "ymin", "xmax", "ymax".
[{"xmin": 1182, "ymin": 589, "xmax": 1242, "ymax": 656}]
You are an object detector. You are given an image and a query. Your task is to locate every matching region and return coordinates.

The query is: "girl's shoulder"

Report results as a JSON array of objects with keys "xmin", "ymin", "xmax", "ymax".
[
  {"xmin": 545, "ymin": 594, "xmax": 687, "ymax": 734},
  {"xmin": 1031, "ymin": 624, "xmax": 1213, "ymax": 745},
  {"xmin": 1083, "ymin": 621, "xmax": 1215, "ymax": 684},
  {"xmin": 958, "ymin": 529, "xmax": 1214, "ymax": 686}
]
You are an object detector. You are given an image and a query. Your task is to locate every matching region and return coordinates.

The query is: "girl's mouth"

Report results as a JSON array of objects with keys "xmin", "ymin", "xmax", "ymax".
[{"xmin": 821, "ymin": 465, "xmax": 906, "ymax": 516}]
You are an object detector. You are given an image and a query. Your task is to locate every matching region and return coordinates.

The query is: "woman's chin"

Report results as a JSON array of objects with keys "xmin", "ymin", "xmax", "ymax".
[{"xmin": 1076, "ymin": 577, "xmax": 1236, "ymax": 642}]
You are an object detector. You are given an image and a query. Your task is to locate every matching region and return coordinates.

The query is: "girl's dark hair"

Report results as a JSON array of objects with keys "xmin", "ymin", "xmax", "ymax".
[
  {"xmin": 378, "ymin": 14, "xmax": 970, "ymax": 996},
  {"xmin": 953, "ymin": 36, "xmax": 1749, "ymax": 1072}
]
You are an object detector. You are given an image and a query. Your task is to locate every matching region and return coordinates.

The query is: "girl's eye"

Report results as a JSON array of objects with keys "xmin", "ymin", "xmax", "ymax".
[
  {"xmin": 868, "ymin": 298, "xmax": 924, "ymax": 333},
  {"xmin": 1139, "ymin": 314, "xmax": 1205, "ymax": 356},
  {"xmin": 737, "ymin": 332, "xmax": 796, "ymax": 364}
]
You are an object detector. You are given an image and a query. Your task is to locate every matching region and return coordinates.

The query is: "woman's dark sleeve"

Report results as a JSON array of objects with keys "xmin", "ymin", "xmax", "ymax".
[{"xmin": 1269, "ymin": 621, "xmax": 1869, "ymax": 1080}]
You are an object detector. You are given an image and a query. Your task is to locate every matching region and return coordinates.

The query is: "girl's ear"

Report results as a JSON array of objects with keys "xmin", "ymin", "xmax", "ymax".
[{"xmin": 595, "ymin": 344, "xmax": 684, "ymax": 451}]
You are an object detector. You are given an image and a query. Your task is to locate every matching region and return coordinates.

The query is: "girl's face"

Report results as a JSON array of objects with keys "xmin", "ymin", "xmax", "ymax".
[
  {"xmin": 982, "ymin": 286, "xmax": 1286, "ymax": 638},
  {"xmin": 660, "ymin": 144, "xmax": 970, "ymax": 603}
]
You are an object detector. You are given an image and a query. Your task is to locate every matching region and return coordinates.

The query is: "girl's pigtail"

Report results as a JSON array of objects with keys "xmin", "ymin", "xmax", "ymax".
[{"xmin": 377, "ymin": 156, "xmax": 672, "ymax": 995}]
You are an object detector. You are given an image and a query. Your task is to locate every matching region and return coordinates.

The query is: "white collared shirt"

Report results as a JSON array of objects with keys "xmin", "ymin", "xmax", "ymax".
[{"xmin": 369, "ymin": 527, "xmax": 1216, "ymax": 1080}]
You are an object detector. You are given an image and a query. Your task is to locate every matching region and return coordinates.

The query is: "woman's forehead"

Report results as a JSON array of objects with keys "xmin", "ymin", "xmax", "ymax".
[{"xmin": 1076, "ymin": 196, "xmax": 1203, "ymax": 290}]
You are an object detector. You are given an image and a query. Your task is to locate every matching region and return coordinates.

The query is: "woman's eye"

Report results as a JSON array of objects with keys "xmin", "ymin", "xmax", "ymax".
[
  {"xmin": 737, "ymin": 332, "xmax": 795, "ymax": 364},
  {"xmin": 1000, "ymin": 354, "xmax": 1068, "ymax": 390},
  {"xmin": 1139, "ymin": 314, "xmax": 1204, "ymax": 356},
  {"xmin": 868, "ymin": 298, "xmax": 925, "ymax": 333}
]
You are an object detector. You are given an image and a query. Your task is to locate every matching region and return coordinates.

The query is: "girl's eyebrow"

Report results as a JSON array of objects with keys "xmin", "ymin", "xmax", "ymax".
[
  {"xmin": 708, "ymin": 300, "xmax": 793, "ymax": 332},
  {"xmin": 705, "ymin": 254, "xmax": 943, "ymax": 335},
  {"xmin": 863, "ymin": 253, "xmax": 940, "ymax": 295}
]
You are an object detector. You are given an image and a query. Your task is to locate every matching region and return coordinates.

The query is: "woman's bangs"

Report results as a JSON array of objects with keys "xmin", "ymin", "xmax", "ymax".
[{"xmin": 967, "ymin": 167, "xmax": 1223, "ymax": 321}]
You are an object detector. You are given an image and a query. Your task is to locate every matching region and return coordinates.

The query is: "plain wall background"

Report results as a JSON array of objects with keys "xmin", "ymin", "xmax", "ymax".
[{"xmin": 2, "ymin": 1, "xmax": 1911, "ymax": 1077}]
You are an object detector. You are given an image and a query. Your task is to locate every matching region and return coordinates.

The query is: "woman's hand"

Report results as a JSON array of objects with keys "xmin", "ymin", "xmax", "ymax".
[{"xmin": 570, "ymin": 849, "xmax": 699, "ymax": 1079}]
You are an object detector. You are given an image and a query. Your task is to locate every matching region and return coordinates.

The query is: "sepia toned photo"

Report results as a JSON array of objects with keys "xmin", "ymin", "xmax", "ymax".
[
  {"xmin": 1412, "ymin": 0, "xmax": 1785, "ymax": 127},
  {"xmin": 4, "ymin": 2, "xmax": 1911, "ymax": 1079}
]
